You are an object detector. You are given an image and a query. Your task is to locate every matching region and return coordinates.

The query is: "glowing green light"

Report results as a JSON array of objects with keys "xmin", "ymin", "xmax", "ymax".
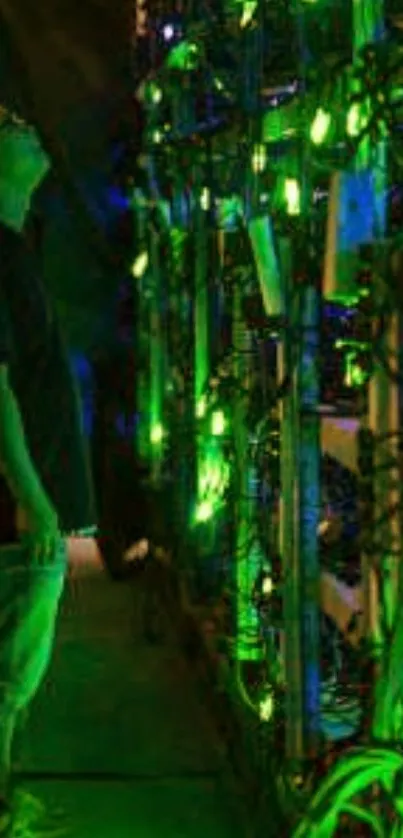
[
  {"xmin": 345, "ymin": 353, "xmax": 367, "ymax": 388},
  {"xmin": 144, "ymin": 81, "xmax": 163, "ymax": 105},
  {"xmin": 131, "ymin": 251, "xmax": 149, "ymax": 278},
  {"xmin": 240, "ymin": 1, "xmax": 257, "ymax": 28},
  {"xmin": 346, "ymin": 102, "xmax": 370, "ymax": 138},
  {"xmin": 166, "ymin": 41, "xmax": 199, "ymax": 71},
  {"xmin": 335, "ymin": 339, "xmax": 368, "ymax": 351},
  {"xmin": 199, "ymin": 455, "xmax": 230, "ymax": 503},
  {"xmin": 200, "ymin": 463, "xmax": 226, "ymax": 494},
  {"xmin": 259, "ymin": 690, "xmax": 275, "ymax": 722},
  {"xmin": 200, "ymin": 188, "xmax": 211, "ymax": 210},
  {"xmin": 347, "ymin": 103, "xmax": 361, "ymax": 136},
  {"xmin": 310, "ymin": 108, "xmax": 331, "ymax": 145},
  {"xmin": 195, "ymin": 500, "xmax": 214, "ymax": 523},
  {"xmin": 211, "ymin": 410, "xmax": 226, "ymax": 436},
  {"xmin": 152, "ymin": 129, "xmax": 163, "ymax": 144},
  {"xmin": 262, "ymin": 575, "xmax": 273, "ymax": 595},
  {"xmin": 196, "ymin": 397, "xmax": 207, "ymax": 418},
  {"xmin": 350, "ymin": 366, "xmax": 366, "ymax": 387},
  {"xmin": 252, "ymin": 144, "xmax": 267, "ymax": 173},
  {"xmin": 391, "ymin": 87, "xmax": 403, "ymax": 105},
  {"xmin": 284, "ymin": 178, "xmax": 301, "ymax": 215},
  {"xmin": 150, "ymin": 423, "xmax": 164, "ymax": 444},
  {"xmin": 151, "ymin": 84, "xmax": 162, "ymax": 104}
]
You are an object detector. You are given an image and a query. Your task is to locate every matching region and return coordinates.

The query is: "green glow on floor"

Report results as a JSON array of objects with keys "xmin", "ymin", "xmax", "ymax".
[{"xmin": 18, "ymin": 574, "xmax": 249, "ymax": 838}]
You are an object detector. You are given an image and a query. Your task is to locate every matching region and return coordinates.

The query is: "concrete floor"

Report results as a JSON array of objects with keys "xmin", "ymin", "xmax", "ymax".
[{"xmin": 16, "ymin": 568, "xmax": 250, "ymax": 838}]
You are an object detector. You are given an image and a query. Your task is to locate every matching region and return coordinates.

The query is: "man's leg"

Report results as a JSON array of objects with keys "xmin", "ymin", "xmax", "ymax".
[
  {"xmin": 0, "ymin": 712, "xmax": 15, "ymax": 803},
  {"xmin": 0, "ymin": 539, "xmax": 67, "ymax": 824}
]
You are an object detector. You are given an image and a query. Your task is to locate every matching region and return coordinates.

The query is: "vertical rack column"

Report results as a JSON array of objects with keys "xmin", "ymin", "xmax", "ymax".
[
  {"xmin": 352, "ymin": 0, "xmax": 392, "ymax": 722},
  {"xmin": 193, "ymin": 175, "xmax": 210, "ymax": 497},
  {"xmin": 232, "ymin": 282, "xmax": 263, "ymax": 662},
  {"xmin": 232, "ymin": 1, "xmax": 267, "ymax": 663},
  {"xmin": 134, "ymin": 191, "xmax": 152, "ymax": 463},
  {"xmin": 279, "ymin": 0, "xmax": 322, "ymax": 762},
  {"xmin": 371, "ymin": 311, "xmax": 403, "ymax": 740},
  {"xmin": 279, "ymin": 243, "xmax": 321, "ymax": 763},
  {"xmin": 149, "ymin": 228, "xmax": 165, "ymax": 481},
  {"xmin": 278, "ymin": 239, "xmax": 303, "ymax": 761},
  {"xmin": 297, "ymin": 282, "xmax": 321, "ymax": 760}
]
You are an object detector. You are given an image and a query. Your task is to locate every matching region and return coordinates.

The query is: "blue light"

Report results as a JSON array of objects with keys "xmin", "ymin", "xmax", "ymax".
[
  {"xmin": 324, "ymin": 303, "xmax": 356, "ymax": 319},
  {"xmin": 108, "ymin": 185, "xmax": 130, "ymax": 211}
]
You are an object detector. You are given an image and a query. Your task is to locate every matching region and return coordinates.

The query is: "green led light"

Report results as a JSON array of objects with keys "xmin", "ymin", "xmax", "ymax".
[
  {"xmin": 131, "ymin": 251, "xmax": 149, "ymax": 278},
  {"xmin": 166, "ymin": 41, "xmax": 199, "ymax": 71},
  {"xmin": 195, "ymin": 500, "xmax": 214, "ymax": 523},
  {"xmin": 391, "ymin": 87, "xmax": 403, "ymax": 105},
  {"xmin": 144, "ymin": 81, "xmax": 163, "ymax": 105},
  {"xmin": 196, "ymin": 397, "xmax": 207, "ymax": 418},
  {"xmin": 348, "ymin": 366, "xmax": 366, "ymax": 387},
  {"xmin": 211, "ymin": 410, "xmax": 226, "ymax": 436},
  {"xmin": 252, "ymin": 143, "xmax": 267, "ymax": 173},
  {"xmin": 240, "ymin": 1, "xmax": 257, "ymax": 28},
  {"xmin": 345, "ymin": 352, "xmax": 367, "ymax": 388},
  {"xmin": 259, "ymin": 690, "xmax": 275, "ymax": 722},
  {"xmin": 346, "ymin": 101, "xmax": 370, "ymax": 138},
  {"xmin": 262, "ymin": 575, "xmax": 273, "ymax": 595},
  {"xmin": 310, "ymin": 108, "xmax": 331, "ymax": 145},
  {"xmin": 284, "ymin": 178, "xmax": 301, "ymax": 215},
  {"xmin": 200, "ymin": 188, "xmax": 211, "ymax": 210},
  {"xmin": 151, "ymin": 84, "xmax": 162, "ymax": 104},
  {"xmin": 198, "ymin": 456, "xmax": 230, "ymax": 509},
  {"xmin": 347, "ymin": 103, "xmax": 361, "ymax": 137},
  {"xmin": 335, "ymin": 339, "xmax": 368, "ymax": 350},
  {"xmin": 150, "ymin": 423, "xmax": 164, "ymax": 444},
  {"xmin": 200, "ymin": 463, "xmax": 226, "ymax": 494}
]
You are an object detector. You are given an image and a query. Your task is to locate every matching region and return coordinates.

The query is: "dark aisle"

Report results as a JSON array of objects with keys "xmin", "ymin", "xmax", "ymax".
[{"xmin": 16, "ymin": 568, "xmax": 249, "ymax": 838}]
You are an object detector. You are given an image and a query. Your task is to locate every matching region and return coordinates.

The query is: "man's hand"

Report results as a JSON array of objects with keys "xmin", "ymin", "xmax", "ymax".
[
  {"xmin": 123, "ymin": 539, "xmax": 150, "ymax": 563},
  {"xmin": 20, "ymin": 503, "xmax": 61, "ymax": 565},
  {"xmin": 0, "ymin": 367, "xmax": 61, "ymax": 564}
]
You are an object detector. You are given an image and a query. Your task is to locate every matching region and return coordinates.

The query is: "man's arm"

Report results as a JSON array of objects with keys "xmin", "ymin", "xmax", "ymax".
[{"xmin": 0, "ymin": 364, "xmax": 58, "ymax": 526}]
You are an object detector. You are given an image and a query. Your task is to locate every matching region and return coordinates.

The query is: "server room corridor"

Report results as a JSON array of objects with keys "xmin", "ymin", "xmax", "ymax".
[{"xmin": 14, "ymin": 563, "xmax": 249, "ymax": 838}]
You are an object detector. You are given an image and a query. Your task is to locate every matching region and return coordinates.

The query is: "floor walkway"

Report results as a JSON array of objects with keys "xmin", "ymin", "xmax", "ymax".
[{"xmin": 17, "ymin": 567, "xmax": 249, "ymax": 838}]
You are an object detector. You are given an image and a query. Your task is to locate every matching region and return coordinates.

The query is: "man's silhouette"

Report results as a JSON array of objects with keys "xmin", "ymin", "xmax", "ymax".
[
  {"xmin": 0, "ymin": 8, "xmax": 140, "ymax": 832},
  {"xmin": 0, "ymin": 116, "xmax": 97, "ymax": 834}
]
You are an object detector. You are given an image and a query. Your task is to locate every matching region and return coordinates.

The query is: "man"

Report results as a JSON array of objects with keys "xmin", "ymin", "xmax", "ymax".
[
  {"xmin": 0, "ymin": 8, "xmax": 147, "ymax": 831},
  {"xmin": 0, "ymin": 106, "xmax": 97, "ymax": 834}
]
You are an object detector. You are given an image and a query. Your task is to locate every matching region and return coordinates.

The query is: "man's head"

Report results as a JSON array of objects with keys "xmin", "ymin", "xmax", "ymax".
[{"xmin": 0, "ymin": 114, "xmax": 50, "ymax": 232}]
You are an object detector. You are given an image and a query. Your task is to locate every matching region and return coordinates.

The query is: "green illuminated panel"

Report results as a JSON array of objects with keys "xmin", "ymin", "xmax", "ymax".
[{"xmin": 149, "ymin": 237, "xmax": 165, "ymax": 475}]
